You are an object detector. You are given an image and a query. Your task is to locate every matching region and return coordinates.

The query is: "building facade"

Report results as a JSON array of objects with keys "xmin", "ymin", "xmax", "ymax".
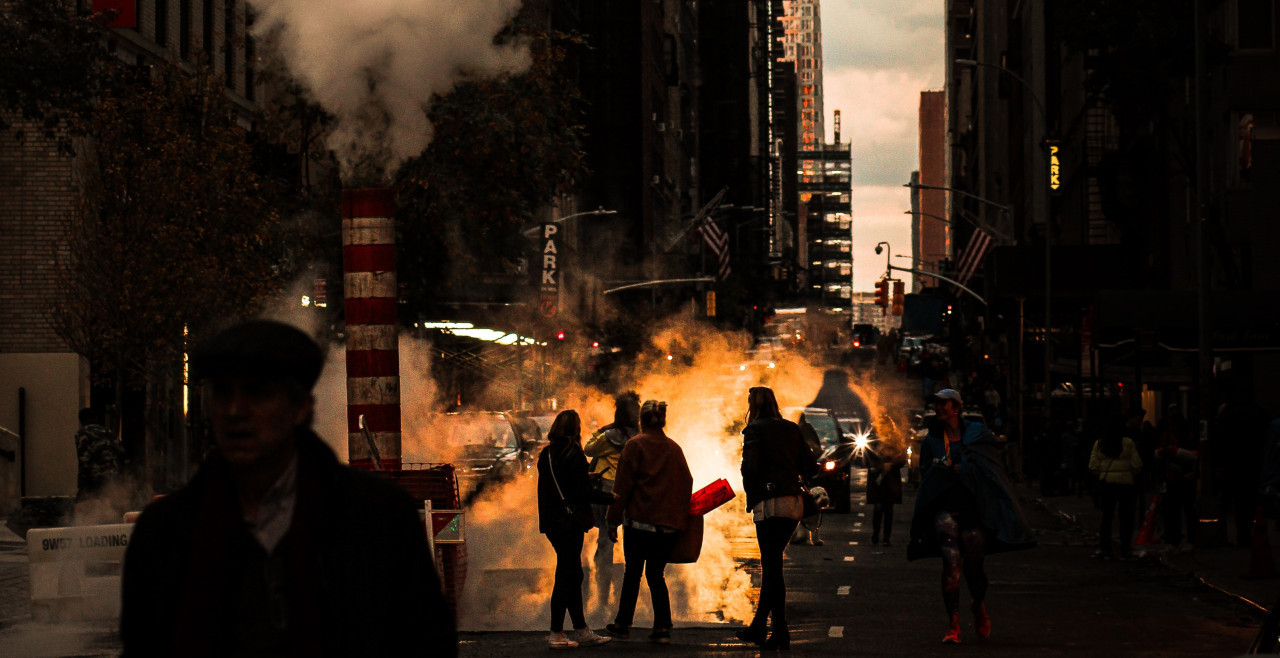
[{"xmin": 0, "ymin": 0, "xmax": 259, "ymax": 499}]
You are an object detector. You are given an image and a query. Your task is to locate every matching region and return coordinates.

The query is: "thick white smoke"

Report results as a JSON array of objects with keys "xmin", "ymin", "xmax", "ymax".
[{"xmin": 248, "ymin": 0, "xmax": 530, "ymax": 182}]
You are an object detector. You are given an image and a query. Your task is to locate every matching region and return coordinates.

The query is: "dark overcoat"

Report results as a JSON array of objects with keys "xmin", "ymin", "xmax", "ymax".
[
  {"xmin": 865, "ymin": 447, "xmax": 904, "ymax": 505},
  {"xmin": 121, "ymin": 431, "xmax": 455, "ymax": 657},
  {"xmin": 907, "ymin": 420, "xmax": 1036, "ymax": 561}
]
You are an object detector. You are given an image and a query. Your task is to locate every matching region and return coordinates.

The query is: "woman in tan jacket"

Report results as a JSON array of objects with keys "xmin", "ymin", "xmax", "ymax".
[
  {"xmin": 604, "ymin": 400, "xmax": 693, "ymax": 645},
  {"xmin": 1089, "ymin": 414, "xmax": 1144, "ymax": 559}
]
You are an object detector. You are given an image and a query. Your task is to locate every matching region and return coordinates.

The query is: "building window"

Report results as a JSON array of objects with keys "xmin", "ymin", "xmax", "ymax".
[
  {"xmin": 224, "ymin": 0, "xmax": 236, "ymax": 90},
  {"xmin": 203, "ymin": 0, "xmax": 213, "ymax": 59},
  {"xmin": 1237, "ymin": 0, "xmax": 1275, "ymax": 50},
  {"xmin": 244, "ymin": 6, "xmax": 256, "ymax": 101},
  {"xmin": 179, "ymin": 0, "xmax": 190, "ymax": 59},
  {"xmin": 155, "ymin": 0, "xmax": 169, "ymax": 47}
]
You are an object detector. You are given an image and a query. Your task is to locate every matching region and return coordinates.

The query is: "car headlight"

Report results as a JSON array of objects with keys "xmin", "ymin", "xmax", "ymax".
[{"xmin": 824, "ymin": 460, "xmax": 836, "ymax": 471}]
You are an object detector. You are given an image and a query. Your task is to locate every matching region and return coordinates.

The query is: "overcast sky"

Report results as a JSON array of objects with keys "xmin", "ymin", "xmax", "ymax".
[{"xmin": 820, "ymin": 1, "xmax": 945, "ymax": 291}]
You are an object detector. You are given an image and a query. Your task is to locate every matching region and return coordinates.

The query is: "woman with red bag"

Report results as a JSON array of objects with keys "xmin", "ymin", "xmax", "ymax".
[{"xmin": 735, "ymin": 386, "xmax": 819, "ymax": 650}]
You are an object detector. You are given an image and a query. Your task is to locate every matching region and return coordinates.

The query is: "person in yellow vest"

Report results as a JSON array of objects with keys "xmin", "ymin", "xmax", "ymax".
[
  {"xmin": 583, "ymin": 391, "xmax": 640, "ymax": 606},
  {"xmin": 1089, "ymin": 413, "xmax": 1143, "ymax": 560}
]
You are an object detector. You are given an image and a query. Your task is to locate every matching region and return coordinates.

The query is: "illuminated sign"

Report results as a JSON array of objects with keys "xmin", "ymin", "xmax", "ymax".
[
  {"xmin": 1048, "ymin": 142, "xmax": 1061, "ymax": 192},
  {"xmin": 539, "ymin": 223, "xmax": 560, "ymax": 318}
]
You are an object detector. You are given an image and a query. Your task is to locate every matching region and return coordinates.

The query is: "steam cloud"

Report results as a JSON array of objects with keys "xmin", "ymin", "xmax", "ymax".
[
  {"xmin": 248, "ymin": 0, "xmax": 530, "ymax": 183},
  {"xmin": 262, "ymin": 284, "xmax": 921, "ymax": 631}
]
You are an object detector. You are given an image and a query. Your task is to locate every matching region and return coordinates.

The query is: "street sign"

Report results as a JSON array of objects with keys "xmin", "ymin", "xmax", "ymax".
[{"xmin": 539, "ymin": 223, "xmax": 560, "ymax": 318}]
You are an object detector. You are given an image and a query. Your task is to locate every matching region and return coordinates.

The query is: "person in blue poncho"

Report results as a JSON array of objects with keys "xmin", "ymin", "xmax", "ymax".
[{"xmin": 908, "ymin": 389, "xmax": 1035, "ymax": 645}]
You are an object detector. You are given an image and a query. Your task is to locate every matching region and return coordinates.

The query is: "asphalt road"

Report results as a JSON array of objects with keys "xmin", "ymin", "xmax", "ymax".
[{"xmin": 460, "ymin": 471, "xmax": 1263, "ymax": 656}]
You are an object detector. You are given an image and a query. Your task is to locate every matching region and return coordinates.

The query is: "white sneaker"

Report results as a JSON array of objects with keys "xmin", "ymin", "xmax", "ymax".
[
  {"xmin": 548, "ymin": 631, "xmax": 579, "ymax": 650},
  {"xmin": 570, "ymin": 628, "xmax": 612, "ymax": 647}
]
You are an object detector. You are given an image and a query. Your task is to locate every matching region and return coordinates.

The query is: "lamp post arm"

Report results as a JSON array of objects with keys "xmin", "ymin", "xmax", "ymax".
[
  {"xmin": 521, "ymin": 208, "xmax": 618, "ymax": 238},
  {"xmin": 887, "ymin": 264, "xmax": 986, "ymax": 306},
  {"xmin": 603, "ymin": 277, "xmax": 716, "ymax": 295},
  {"xmin": 957, "ymin": 59, "xmax": 1046, "ymax": 124},
  {"xmin": 905, "ymin": 182, "xmax": 1011, "ymax": 214}
]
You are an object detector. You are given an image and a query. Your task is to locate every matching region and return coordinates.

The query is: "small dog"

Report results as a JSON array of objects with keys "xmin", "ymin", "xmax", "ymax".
[{"xmin": 791, "ymin": 486, "xmax": 830, "ymax": 546}]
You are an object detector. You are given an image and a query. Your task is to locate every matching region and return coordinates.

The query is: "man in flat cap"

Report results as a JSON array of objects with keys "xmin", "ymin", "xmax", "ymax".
[{"xmin": 121, "ymin": 320, "xmax": 455, "ymax": 657}]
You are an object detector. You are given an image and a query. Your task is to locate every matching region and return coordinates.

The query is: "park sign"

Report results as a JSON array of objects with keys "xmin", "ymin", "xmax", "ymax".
[{"xmin": 539, "ymin": 223, "xmax": 560, "ymax": 318}]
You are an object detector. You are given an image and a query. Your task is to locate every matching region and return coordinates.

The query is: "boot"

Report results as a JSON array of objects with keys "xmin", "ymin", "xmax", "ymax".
[
  {"xmin": 762, "ymin": 622, "xmax": 790, "ymax": 651},
  {"xmin": 971, "ymin": 602, "xmax": 990, "ymax": 639},
  {"xmin": 734, "ymin": 618, "xmax": 767, "ymax": 646},
  {"xmin": 941, "ymin": 613, "xmax": 962, "ymax": 644}
]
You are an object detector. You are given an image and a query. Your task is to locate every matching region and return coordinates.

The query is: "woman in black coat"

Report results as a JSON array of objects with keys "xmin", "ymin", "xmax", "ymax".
[
  {"xmin": 736, "ymin": 387, "xmax": 819, "ymax": 650},
  {"xmin": 537, "ymin": 410, "xmax": 613, "ymax": 650}
]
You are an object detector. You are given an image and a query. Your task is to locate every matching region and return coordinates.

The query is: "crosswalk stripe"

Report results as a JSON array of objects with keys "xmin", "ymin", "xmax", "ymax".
[
  {"xmin": 829, "ymin": 626, "xmax": 845, "ymax": 638},
  {"xmin": 837, "ymin": 586, "xmax": 850, "ymax": 595}
]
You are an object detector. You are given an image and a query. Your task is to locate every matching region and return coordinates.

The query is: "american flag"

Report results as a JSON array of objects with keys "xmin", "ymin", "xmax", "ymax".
[
  {"xmin": 699, "ymin": 217, "xmax": 731, "ymax": 280},
  {"xmin": 955, "ymin": 229, "xmax": 993, "ymax": 287}
]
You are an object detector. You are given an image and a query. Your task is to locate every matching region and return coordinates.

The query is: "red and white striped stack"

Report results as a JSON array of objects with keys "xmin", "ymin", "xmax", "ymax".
[{"xmin": 341, "ymin": 188, "xmax": 401, "ymax": 470}]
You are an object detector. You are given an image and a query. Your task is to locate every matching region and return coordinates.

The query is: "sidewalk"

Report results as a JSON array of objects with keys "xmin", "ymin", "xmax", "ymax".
[{"xmin": 1017, "ymin": 483, "xmax": 1280, "ymax": 616}]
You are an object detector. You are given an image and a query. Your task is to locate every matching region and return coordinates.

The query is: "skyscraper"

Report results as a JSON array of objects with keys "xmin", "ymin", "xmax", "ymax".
[{"xmin": 781, "ymin": 0, "xmax": 825, "ymax": 150}]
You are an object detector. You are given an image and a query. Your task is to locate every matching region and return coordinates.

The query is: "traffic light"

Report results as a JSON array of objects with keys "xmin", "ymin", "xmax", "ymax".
[
  {"xmin": 891, "ymin": 280, "xmax": 905, "ymax": 316},
  {"xmin": 874, "ymin": 279, "xmax": 889, "ymax": 308}
]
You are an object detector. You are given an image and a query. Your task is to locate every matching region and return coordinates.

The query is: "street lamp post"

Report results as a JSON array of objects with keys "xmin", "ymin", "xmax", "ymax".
[{"xmin": 955, "ymin": 56, "xmax": 1053, "ymax": 428}]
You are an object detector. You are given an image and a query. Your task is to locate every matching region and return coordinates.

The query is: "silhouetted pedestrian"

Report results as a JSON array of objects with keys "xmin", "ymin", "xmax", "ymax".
[
  {"xmin": 605, "ymin": 401, "xmax": 693, "ymax": 645},
  {"xmin": 908, "ymin": 389, "xmax": 1035, "ymax": 644},
  {"xmin": 121, "ymin": 320, "xmax": 455, "ymax": 657},
  {"xmin": 538, "ymin": 410, "xmax": 614, "ymax": 649},
  {"xmin": 735, "ymin": 387, "xmax": 817, "ymax": 650},
  {"xmin": 1089, "ymin": 415, "xmax": 1143, "ymax": 559}
]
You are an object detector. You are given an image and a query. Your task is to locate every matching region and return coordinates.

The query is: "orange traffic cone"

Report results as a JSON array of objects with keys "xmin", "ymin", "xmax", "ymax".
[
  {"xmin": 1243, "ymin": 505, "xmax": 1278, "ymax": 580},
  {"xmin": 1134, "ymin": 494, "xmax": 1161, "ymax": 546}
]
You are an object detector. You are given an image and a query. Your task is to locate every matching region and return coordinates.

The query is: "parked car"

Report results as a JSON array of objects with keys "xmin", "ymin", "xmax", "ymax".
[
  {"xmin": 785, "ymin": 406, "xmax": 855, "ymax": 513},
  {"xmin": 432, "ymin": 411, "xmax": 534, "ymax": 503}
]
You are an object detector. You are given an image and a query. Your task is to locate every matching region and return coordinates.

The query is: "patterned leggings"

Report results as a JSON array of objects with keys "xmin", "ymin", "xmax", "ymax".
[{"xmin": 934, "ymin": 509, "xmax": 988, "ymax": 615}]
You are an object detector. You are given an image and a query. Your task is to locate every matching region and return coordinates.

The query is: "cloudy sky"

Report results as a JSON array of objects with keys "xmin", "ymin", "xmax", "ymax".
[{"xmin": 819, "ymin": 1, "xmax": 945, "ymax": 291}]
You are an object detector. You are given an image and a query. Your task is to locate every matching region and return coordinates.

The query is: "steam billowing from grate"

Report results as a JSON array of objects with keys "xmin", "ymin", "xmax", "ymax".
[{"xmin": 248, "ymin": 0, "xmax": 530, "ymax": 183}]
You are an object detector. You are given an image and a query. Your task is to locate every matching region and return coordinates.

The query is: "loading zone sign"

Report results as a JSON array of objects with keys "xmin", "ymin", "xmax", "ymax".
[{"xmin": 539, "ymin": 223, "xmax": 560, "ymax": 318}]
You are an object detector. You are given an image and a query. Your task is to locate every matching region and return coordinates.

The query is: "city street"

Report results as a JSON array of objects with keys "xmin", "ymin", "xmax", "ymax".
[
  {"xmin": 458, "ymin": 473, "xmax": 1265, "ymax": 656},
  {"xmin": 0, "ymin": 457, "xmax": 1271, "ymax": 656}
]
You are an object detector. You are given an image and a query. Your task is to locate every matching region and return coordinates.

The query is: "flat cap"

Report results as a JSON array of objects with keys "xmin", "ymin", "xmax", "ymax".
[{"xmin": 190, "ymin": 320, "xmax": 325, "ymax": 389}]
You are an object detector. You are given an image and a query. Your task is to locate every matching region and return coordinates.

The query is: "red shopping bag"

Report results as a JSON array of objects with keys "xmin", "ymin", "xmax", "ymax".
[{"xmin": 689, "ymin": 478, "xmax": 736, "ymax": 516}]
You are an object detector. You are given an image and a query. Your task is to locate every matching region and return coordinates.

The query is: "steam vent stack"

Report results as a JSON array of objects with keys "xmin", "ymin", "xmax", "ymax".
[{"xmin": 342, "ymin": 188, "xmax": 402, "ymax": 470}]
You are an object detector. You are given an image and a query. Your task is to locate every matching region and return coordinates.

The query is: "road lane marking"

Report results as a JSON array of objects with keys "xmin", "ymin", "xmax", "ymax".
[
  {"xmin": 843, "ymin": 556, "xmax": 854, "ymax": 562},
  {"xmin": 829, "ymin": 626, "xmax": 844, "ymax": 638},
  {"xmin": 837, "ymin": 585, "xmax": 850, "ymax": 595},
  {"xmin": 848, "ymin": 541, "xmax": 858, "ymax": 545},
  {"xmin": 857, "ymin": 512, "xmax": 866, "ymax": 517}
]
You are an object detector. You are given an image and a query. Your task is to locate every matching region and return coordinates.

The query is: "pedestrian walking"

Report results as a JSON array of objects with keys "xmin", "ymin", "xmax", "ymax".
[
  {"xmin": 1089, "ymin": 415, "xmax": 1143, "ymax": 559},
  {"xmin": 604, "ymin": 400, "xmax": 693, "ymax": 645},
  {"xmin": 908, "ymin": 389, "xmax": 1035, "ymax": 644},
  {"xmin": 120, "ymin": 320, "xmax": 455, "ymax": 657},
  {"xmin": 538, "ymin": 410, "xmax": 614, "ymax": 650},
  {"xmin": 735, "ymin": 386, "xmax": 817, "ymax": 650},
  {"xmin": 583, "ymin": 391, "xmax": 640, "ymax": 605},
  {"xmin": 867, "ymin": 444, "xmax": 905, "ymax": 547},
  {"xmin": 1157, "ymin": 404, "xmax": 1198, "ymax": 551}
]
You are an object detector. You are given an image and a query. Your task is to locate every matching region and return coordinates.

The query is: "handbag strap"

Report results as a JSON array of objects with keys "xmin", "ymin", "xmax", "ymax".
[{"xmin": 548, "ymin": 446, "xmax": 569, "ymax": 504}]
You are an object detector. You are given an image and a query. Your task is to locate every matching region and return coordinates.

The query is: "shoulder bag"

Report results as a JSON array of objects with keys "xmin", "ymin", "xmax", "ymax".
[{"xmin": 549, "ymin": 449, "xmax": 596, "ymax": 533}]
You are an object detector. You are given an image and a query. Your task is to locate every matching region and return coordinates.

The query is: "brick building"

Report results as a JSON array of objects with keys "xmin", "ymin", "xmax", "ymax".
[{"xmin": 0, "ymin": 0, "xmax": 257, "ymax": 501}]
